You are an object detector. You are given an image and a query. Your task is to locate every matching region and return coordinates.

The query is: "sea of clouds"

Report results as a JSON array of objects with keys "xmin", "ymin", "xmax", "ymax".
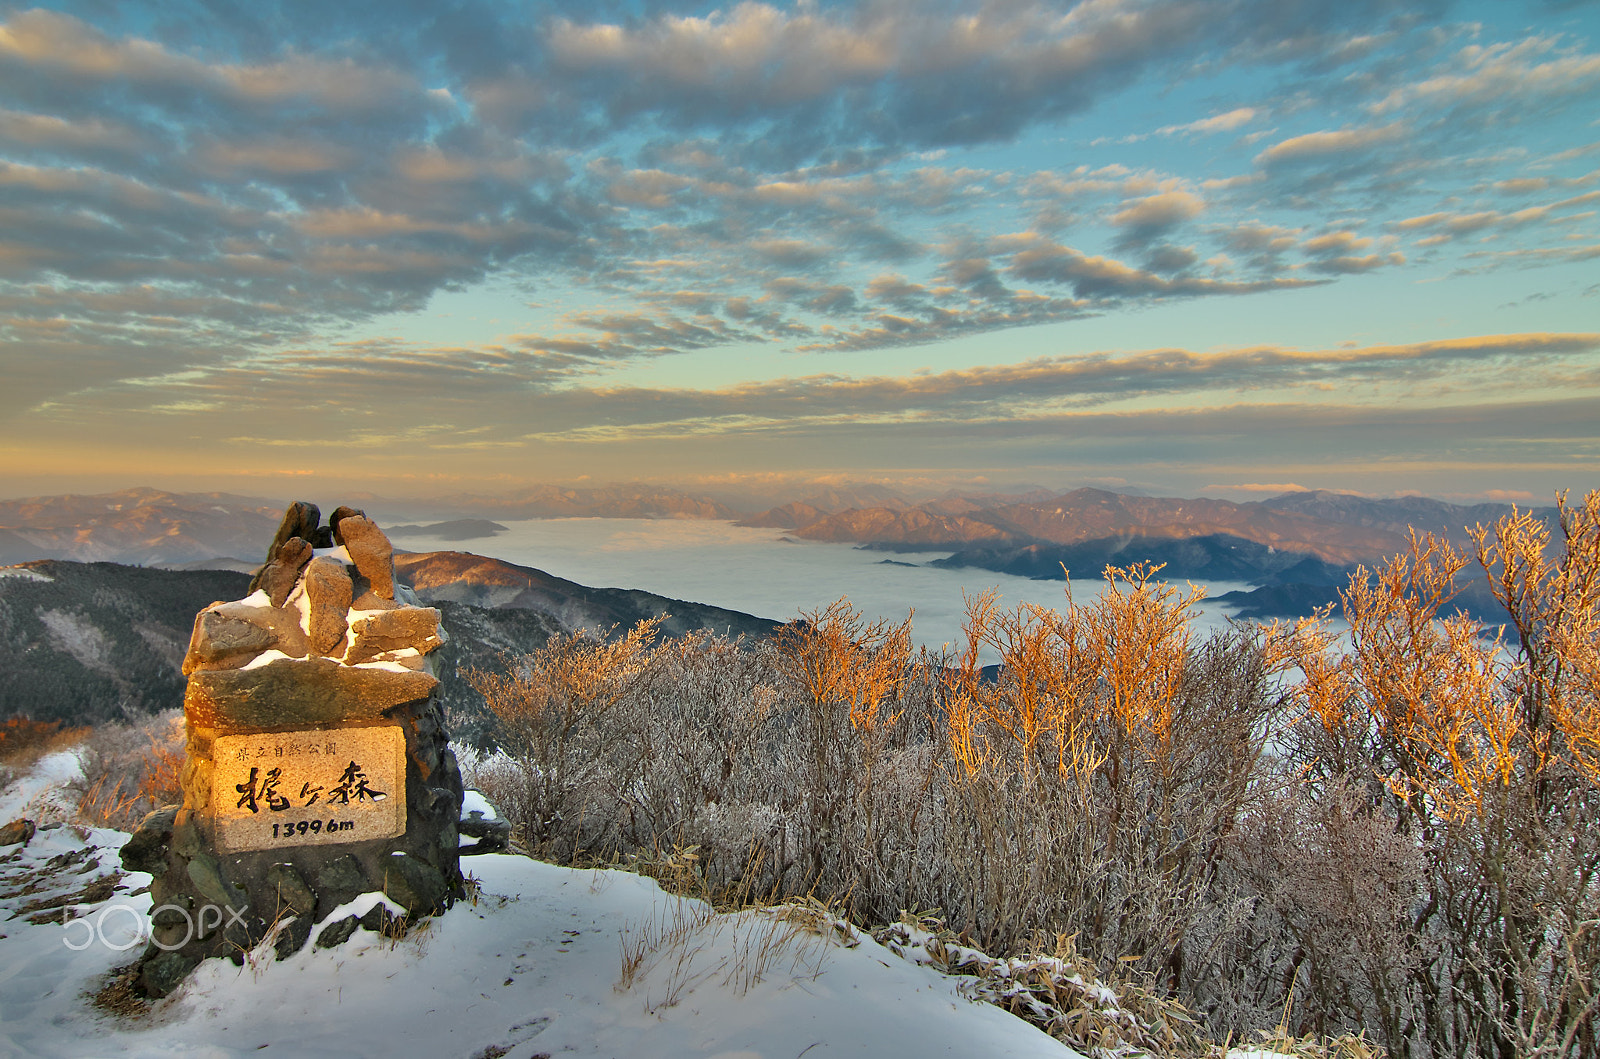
[{"xmin": 397, "ymin": 518, "xmax": 1257, "ymax": 657}]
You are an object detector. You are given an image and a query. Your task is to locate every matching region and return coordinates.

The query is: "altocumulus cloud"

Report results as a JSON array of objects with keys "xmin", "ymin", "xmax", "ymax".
[{"xmin": 1, "ymin": 1, "xmax": 1597, "ymax": 496}]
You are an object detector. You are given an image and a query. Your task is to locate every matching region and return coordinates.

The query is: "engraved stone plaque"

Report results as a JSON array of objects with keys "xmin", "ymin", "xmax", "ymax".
[{"xmin": 211, "ymin": 726, "xmax": 407, "ymax": 853}]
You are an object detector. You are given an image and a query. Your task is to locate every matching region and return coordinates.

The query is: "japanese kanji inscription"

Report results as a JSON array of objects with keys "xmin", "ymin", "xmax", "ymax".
[{"xmin": 211, "ymin": 726, "xmax": 407, "ymax": 852}]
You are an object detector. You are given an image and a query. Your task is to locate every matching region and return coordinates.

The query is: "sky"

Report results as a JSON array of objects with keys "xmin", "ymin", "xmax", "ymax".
[{"xmin": 0, "ymin": 0, "xmax": 1597, "ymax": 503}]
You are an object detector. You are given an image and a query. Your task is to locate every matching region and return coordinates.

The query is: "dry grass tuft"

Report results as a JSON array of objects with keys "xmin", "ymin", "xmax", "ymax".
[{"xmin": 90, "ymin": 961, "xmax": 151, "ymax": 1020}]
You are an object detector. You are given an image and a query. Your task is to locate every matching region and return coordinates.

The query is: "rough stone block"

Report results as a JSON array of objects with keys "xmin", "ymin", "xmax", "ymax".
[
  {"xmin": 315, "ymin": 916, "xmax": 359, "ymax": 949},
  {"xmin": 183, "ymin": 611, "xmax": 275, "ymax": 674},
  {"xmin": 149, "ymin": 872, "xmax": 187, "ymax": 910},
  {"xmin": 120, "ymin": 807, "xmax": 178, "ymax": 874},
  {"xmin": 458, "ymin": 813, "xmax": 511, "ymax": 856},
  {"xmin": 365, "ymin": 651, "xmax": 427, "ymax": 671},
  {"xmin": 351, "ymin": 588, "xmax": 400, "ymax": 613},
  {"xmin": 185, "ymin": 657, "xmax": 438, "ymax": 731},
  {"xmin": 338, "ymin": 516, "xmax": 395, "ymax": 600},
  {"xmin": 273, "ymin": 915, "xmax": 313, "ymax": 960},
  {"xmin": 259, "ymin": 537, "xmax": 313, "ymax": 608},
  {"xmin": 359, "ymin": 901, "xmax": 403, "ymax": 935},
  {"xmin": 185, "ymin": 853, "xmax": 246, "ymax": 914},
  {"xmin": 345, "ymin": 607, "xmax": 442, "ymax": 665},
  {"xmin": 151, "ymin": 906, "xmax": 193, "ymax": 950},
  {"xmin": 382, "ymin": 852, "xmax": 447, "ymax": 915},
  {"xmin": 250, "ymin": 502, "xmax": 320, "ymax": 592},
  {"xmin": 316, "ymin": 854, "xmax": 367, "ymax": 899},
  {"xmin": 140, "ymin": 952, "xmax": 201, "ymax": 998},
  {"xmin": 184, "ymin": 599, "xmax": 311, "ymax": 675},
  {"xmin": 329, "ymin": 506, "xmax": 366, "ymax": 546},
  {"xmin": 0, "ymin": 818, "xmax": 36, "ymax": 846},
  {"xmin": 266, "ymin": 862, "xmax": 316, "ymax": 917},
  {"xmin": 171, "ymin": 811, "xmax": 203, "ymax": 858},
  {"xmin": 179, "ymin": 756, "xmax": 214, "ymax": 814},
  {"xmin": 303, "ymin": 556, "xmax": 353, "ymax": 657}
]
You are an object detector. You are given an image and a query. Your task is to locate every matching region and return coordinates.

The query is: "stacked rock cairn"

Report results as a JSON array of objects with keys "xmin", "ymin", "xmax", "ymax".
[{"xmin": 120, "ymin": 502, "xmax": 465, "ymax": 997}]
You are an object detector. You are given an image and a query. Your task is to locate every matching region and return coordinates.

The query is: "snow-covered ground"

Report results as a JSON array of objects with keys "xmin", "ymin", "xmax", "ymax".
[{"xmin": 1, "ymin": 753, "xmax": 1084, "ymax": 1059}]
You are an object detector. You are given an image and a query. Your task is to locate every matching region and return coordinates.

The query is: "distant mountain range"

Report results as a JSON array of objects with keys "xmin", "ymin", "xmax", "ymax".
[
  {"xmin": 395, "ymin": 484, "xmax": 741, "ymax": 521},
  {"xmin": 1, "ymin": 479, "xmax": 1558, "ymax": 741},
  {"xmin": 0, "ymin": 488, "xmax": 285, "ymax": 566},
  {"xmin": 0, "ymin": 553, "xmax": 780, "ymax": 745},
  {"xmin": 0, "ymin": 486, "xmax": 755, "ymax": 566},
  {"xmin": 0, "ymin": 484, "xmax": 1561, "ymax": 623},
  {"xmin": 737, "ymin": 487, "xmax": 1556, "ymax": 620}
]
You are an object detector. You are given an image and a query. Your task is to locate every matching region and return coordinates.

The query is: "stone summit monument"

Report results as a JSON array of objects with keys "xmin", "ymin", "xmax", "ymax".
[{"xmin": 121, "ymin": 502, "xmax": 465, "ymax": 996}]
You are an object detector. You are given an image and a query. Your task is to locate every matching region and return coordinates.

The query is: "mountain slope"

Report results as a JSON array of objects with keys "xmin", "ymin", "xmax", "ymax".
[
  {"xmin": 1258, "ymin": 489, "xmax": 1552, "ymax": 547},
  {"xmin": 393, "ymin": 551, "xmax": 780, "ymax": 641},
  {"xmin": 0, "ymin": 561, "xmax": 251, "ymax": 726},
  {"xmin": 0, "ymin": 554, "xmax": 780, "ymax": 743}
]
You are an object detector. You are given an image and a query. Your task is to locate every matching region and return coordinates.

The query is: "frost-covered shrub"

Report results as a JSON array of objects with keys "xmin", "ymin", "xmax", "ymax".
[
  {"xmin": 466, "ymin": 571, "xmax": 1277, "ymax": 993},
  {"xmin": 467, "ymin": 491, "xmax": 1600, "ymax": 1059},
  {"xmin": 69, "ymin": 708, "xmax": 184, "ymax": 830}
]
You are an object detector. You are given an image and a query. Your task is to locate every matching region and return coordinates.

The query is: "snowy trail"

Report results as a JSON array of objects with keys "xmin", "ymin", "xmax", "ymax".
[{"xmin": 0, "ymin": 763, "xmax": 1082, "ymax": 1059}]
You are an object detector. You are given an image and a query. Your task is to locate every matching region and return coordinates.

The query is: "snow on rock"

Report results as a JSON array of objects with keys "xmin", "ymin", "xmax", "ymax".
[
  {"xmin": 313, "ymin": 890, "xmax": 409, "ymax": 927},
  {"xmin": 238, "ymin": 648, "xmax": 294, "ymax": 671},
  {"xmin": 456, "ymin": 788, "xmax": 511, "ymax": 854},
  {"xmin": 0, "ymin": 822, "xmax": 1083, "ymax": 1058},
  {"xmin": 873, "ymin": 916, "xmax": 1205, "ymax": 1056},
  {"xmin": 460, "ymin": 788, "xmax": 496, "ymax": 821}
]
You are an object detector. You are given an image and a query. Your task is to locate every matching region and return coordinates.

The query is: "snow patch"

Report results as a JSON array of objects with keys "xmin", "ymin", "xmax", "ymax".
[
  {"xmin": 351, "ymin": 659, "xmax": 412, "ymax": 673},
  {"xmin": 36, "ymin": 608, "xmax": 114, "ymax": 674},
  {"xmin": 0, "ymin": 748, "xmax": 84, "ymax": 823},
  {"xmin": 239, "ymin": 649, "xmax": 294, "ymax": 671},
  {"xmin": 315, "ymin": 890, "xmax": 408, "ymax": 929}
]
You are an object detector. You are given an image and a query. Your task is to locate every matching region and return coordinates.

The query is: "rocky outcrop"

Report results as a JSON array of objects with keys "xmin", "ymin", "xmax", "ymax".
[
  {"xmin": 0, "ymin": 818, "xmax": 36, "ymax": 846},
  {"xmin": 458, "ymin": 790, "xmax": 511, "ymax": 856},
  {"xmin": 258, "ymin": 537, "xmax": 312, "ymax": 608}
]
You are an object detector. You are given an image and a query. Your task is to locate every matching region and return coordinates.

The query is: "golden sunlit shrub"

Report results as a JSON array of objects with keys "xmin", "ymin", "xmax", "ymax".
[
  {"xmin": 937, "ymin": 564, "xmax": 1276, "ymax": 984},
  {"xmin": 1263, "ymin": 492, "xmax": 1600, "ymax": 1058}
]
